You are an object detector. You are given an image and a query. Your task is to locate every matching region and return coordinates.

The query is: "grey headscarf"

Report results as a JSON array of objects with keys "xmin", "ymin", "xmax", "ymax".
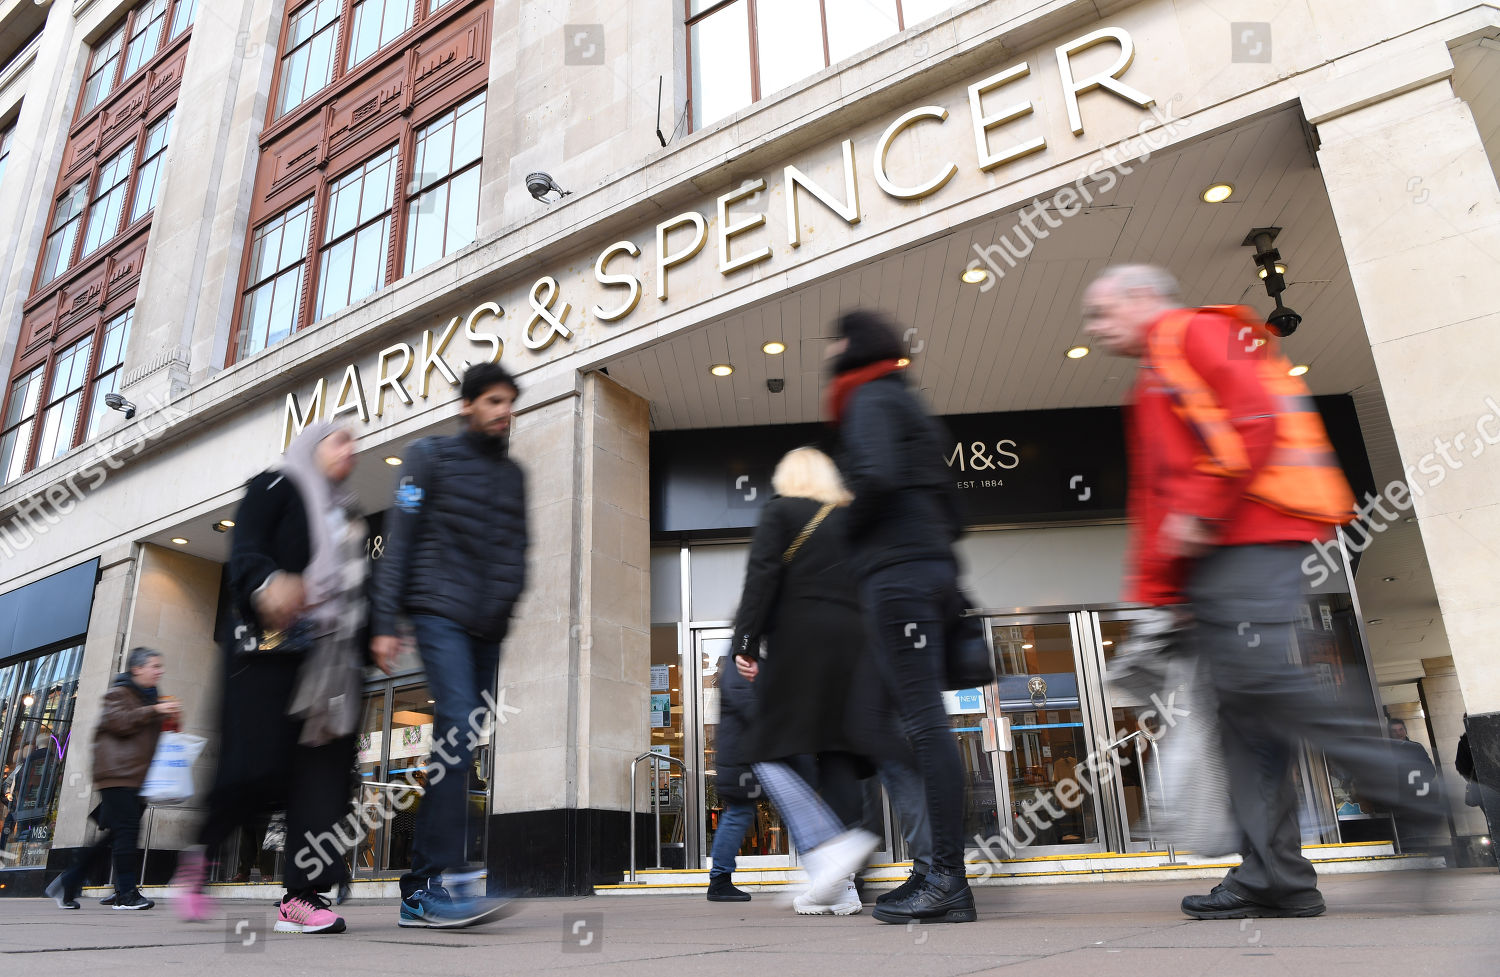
[{"xmin": 280, "ymin": 421, "xmax": 365, "ymax": 746}]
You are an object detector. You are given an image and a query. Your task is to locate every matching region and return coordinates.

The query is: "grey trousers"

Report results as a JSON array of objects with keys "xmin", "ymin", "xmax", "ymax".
[{"xmin": 1187, "ymin": 543, "xmax": 1439, "ymax": 906}]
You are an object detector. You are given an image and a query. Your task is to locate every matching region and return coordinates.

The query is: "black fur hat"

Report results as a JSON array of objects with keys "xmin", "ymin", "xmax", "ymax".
[{"xmin": 832, "ymin": 309, "xmax": 905, "ymax": 375}]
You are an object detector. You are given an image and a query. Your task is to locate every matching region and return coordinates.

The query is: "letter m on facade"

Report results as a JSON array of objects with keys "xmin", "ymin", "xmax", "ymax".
[{"xmin": 281, "ymin": 378, "xmax": 327, "ymax": 451}]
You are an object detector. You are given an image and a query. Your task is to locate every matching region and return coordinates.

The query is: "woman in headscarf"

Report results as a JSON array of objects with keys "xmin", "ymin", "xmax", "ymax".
[{"xmin": 173, "ymin": 423, "xmax": 367, "ymax": 934}]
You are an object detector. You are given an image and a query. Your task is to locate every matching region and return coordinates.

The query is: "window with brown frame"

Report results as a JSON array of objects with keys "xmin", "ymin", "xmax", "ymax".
[
  {"xmin": 0, "ymin": 0, "xmax": 195, "ymax": 486},
  {"xmin": 229, "ymin": 0, "xmax": 492, "ymax": 364},
  {"xmin": 685, "ymin": 0, "xmax": 951, "ymax": 131}
]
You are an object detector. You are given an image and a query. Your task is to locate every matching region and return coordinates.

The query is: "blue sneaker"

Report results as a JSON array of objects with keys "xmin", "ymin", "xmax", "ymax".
[{"xmin": 398, "ymin": 885, "xmax": 513, "ymax": 929}]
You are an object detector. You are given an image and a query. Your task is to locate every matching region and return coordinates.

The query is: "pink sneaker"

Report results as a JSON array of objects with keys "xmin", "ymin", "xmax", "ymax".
[
  {"xmin": 275, "ymin": 893, "xmax": 346, "ymax": 934},
  {"xmin": 171, "ymin": 848, "xmax": 215, "ymax": 922}
]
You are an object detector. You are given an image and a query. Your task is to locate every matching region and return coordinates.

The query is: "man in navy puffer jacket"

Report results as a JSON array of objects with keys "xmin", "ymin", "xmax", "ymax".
[{"xmin": 371, "ymin": 362, "xmax": 528, "ymax": 930}]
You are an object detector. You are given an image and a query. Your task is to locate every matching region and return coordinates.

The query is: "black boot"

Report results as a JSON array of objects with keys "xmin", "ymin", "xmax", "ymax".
[
  {"xmin": 706, "ymin": 873, "xmax": 752, "ymax": 902},
  {"xmin": 875, "ymin": 870, "xmax": 927, "ymax": 906},
  {"xmin": 871, "ymin": 868, "xmax": 975, "ymax": 924}
]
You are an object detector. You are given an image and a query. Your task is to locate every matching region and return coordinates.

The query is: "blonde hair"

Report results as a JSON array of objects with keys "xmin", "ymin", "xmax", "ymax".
[{"xmin": 772, "ymin": 447, "xmax": 853, "ymax": 505}]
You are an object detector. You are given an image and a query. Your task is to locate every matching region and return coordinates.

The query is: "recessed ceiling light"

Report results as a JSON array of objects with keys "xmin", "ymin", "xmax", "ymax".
[
  {"xmin": 1404, "ymin": 517, "xmax": 1417, "ymax": 524},
  {"xmin": 1287, "ymin": 364, "xmax": 1309, "ymax": 377},
  {"xmin": 1383, "ymin": 576, "xmax": 1398, "ymax": 582},
  {"xmin": 1101, "ymin": 640, "xmax": 1113, "ymax": 646},
  {"xmin": 1021, "ymin": 643, "xmax": 1033, "ymax": 650},
  {"xmin": 762, "ymin": 341, "xmax": 786, "ymax": 355},
  {"xmin": 1367, "ymin": 618, "xmax": 1384, "ymax": 625},
  {"xmin": 220, "ymin": 519, "xmax": 235, "ymax": 528},
  {"xmin": 1257, "ymin": 263, "xmax": 1288, "ymax": 279},
  {"xmin": 1066, "ymin": 345, "xmax": 1090, "ymax": 359},
  {"xmin": 896, "ymin": 357, "xmax": 911, "ymax": 367},
  {"xmin": 171, "ymin": 537, "xmax": 188, "ymax": 545},
  {"xmin": 961, "ymin": 266, "xmax": 989, "ymax": 285},
  {"xmin": 709, "ymin": 364, "xmax": 734, "ymax": 377},
  {"xmin": 384, "ymin": 456, "xmax": 402, "ymax": 466},
  {"xmin": 1201, "ymin": 183, "xmax": 1233, "ymax": 203}
]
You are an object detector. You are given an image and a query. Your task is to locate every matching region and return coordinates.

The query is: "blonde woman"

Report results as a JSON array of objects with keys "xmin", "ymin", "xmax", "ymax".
[{"xmin": 729, "ymin": 447, "xmax": 882, "ymax": 916}]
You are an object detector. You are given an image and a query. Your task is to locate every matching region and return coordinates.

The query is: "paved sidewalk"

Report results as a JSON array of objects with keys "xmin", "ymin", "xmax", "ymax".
[{"xmin": 2, "ymin": 869, "xmax": 1496, "ymax": 976}]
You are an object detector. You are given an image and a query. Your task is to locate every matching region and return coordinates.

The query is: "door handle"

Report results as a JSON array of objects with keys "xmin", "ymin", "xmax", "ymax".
[{"xmin": 981, "ymin": 716, "xmax": 1013, "ymax": 753}]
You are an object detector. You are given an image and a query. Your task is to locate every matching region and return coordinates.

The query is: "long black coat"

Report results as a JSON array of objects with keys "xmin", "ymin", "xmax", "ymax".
[
  {"xmin": 714, "ymin": 654, "xmax": 760, "ymax": 802},
  {"xmin": 731, "ymin": 496, "xmax": 877, "ymax": 764}
]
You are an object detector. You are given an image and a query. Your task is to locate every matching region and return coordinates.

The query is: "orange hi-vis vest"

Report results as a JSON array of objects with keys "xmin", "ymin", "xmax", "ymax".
[{"xmin": 1147, "ymin": 306, "xmax": 1356, "ymax": 525}]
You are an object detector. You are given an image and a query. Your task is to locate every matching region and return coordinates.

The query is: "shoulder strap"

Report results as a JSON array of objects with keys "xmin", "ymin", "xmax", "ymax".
[{"xmin": 782, "ymin": 503, "xmax": 836, "ymax": 564}]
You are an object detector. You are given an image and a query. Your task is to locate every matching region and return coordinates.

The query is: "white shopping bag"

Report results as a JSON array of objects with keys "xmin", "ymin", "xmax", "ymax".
[{"xmin": 139, "ymin": 732, "xmax": 207, "ymax": 805}]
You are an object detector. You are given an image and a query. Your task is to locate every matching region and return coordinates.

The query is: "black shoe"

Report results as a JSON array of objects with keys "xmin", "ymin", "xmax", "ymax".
[
  {"xmin": 1181, "ymin": 884, "xmax": 1325, "ymax": 920},
  {"xmin": 871, "ymin": 868, "xmax": 975, "ymax": 924},
  {"xmin": 45, "ymin": 876, "xmax": 80, "ymax": 910},
  {"xmin": 875, "ymin": 870, "xmax": 927, "ymax": 906},
  {"xmin": 111, "ymin": 890, "xmax": 156, "ymax": 911},
  {"xmin": 706, "ymin": 873, "xmax": 751, "ymax": 902},
  {"xmin": 98, "ymin": 892, "xmax": 118, "ymax": 906}
]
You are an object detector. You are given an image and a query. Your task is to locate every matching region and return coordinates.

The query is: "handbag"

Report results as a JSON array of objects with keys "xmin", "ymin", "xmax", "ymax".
[
  {"xmin": 261, "ymin": 812, "xmax": 287, "ymax": 852},
  {"xmin": 944, "ymin": 596, "xmax": 996, "ymax": 691}
]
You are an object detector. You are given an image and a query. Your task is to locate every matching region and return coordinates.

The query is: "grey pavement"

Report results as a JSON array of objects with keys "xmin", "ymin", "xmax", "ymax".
[{"xmin": 2, "ymin": 869, "xmax": 1497, "ymax": 976}]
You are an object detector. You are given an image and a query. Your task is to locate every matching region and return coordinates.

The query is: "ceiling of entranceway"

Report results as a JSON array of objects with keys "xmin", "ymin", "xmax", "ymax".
[{"xmin": 605, "ymin": 108, "xmax": 1373, "ymax": 430}]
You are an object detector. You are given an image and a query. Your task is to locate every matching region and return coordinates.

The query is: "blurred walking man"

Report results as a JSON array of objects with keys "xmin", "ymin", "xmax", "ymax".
[
  {"xmin": 371, "ymin": 363, "xmax": 528, "ymax": 929},
  {"xmin": 1083, "ymin": 265, "xmax": 1442, "ymax": 920}
]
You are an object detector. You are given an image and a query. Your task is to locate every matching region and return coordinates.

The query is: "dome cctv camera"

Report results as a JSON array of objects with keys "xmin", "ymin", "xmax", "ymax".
[
  {"xmin": 104, "ymin": 392, "xmax": 137, "ymax": 419},
  {"xmin": 767, "ymin": 378, "xmax": 784, "ymax": 393},
  {"xmin": 526, "ymin": 172, "xmax": 571, "ymax": 204},
  {"xmin": 1267, "ymin": 305, "xmax": 1302, "ymax": 337}
]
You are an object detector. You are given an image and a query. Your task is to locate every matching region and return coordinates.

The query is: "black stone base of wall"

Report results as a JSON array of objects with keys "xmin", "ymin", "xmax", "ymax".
[
  {"xmin": 0, "ymin": 847, "xmax": 179, "ymax": 897},
  {"xmin": 1466, "ymin": 711, "xmax": 1500, "ymax": 866},
  {"xmin": 485, "ymin": 809, "xmax": 664, "ymax": 896}
]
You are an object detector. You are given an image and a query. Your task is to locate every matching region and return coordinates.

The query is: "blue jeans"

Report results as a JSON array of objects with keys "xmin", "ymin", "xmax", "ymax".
[
  {"xmin": 861, "ymin": 559, "xmax": 967, "ymax": 874},
  {"xmin": 405, "ymin": 614, "xmax": 500, "ymax": 892},
  {"xmin": 709, "ymin": 800, "xmax": 758, "ymax": 878}
]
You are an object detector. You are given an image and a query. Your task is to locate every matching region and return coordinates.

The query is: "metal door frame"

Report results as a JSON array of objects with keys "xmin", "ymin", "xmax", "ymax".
[{"xmin": 982, "ymin": 611, "xmax": 1111, "ymax": 858}]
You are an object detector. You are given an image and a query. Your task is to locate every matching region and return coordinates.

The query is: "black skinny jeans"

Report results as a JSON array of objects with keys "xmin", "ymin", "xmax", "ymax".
[
  {"xmin": 60, "ymin": 787, "xmax": 145, "ymax": 894},
  {"xmin": 860, "ymin": 559, "xmax": 967, "ymax": 875}
]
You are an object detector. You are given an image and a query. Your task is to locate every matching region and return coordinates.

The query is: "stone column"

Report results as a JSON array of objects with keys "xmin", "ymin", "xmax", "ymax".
[
  {"xmin": 1309, "ymin": 60, "xmax": 1500, "ymax": 812},
  {"xmin": 117, "ymin": 543, "xmax": 224, "ymax": 860},
  {"xmin": 50, "ymin": 551, "xmax": 134, "ymax": 854},
  {"xmin": 1420, "ymin": 658, "xmax": 1490, "ymax": 842},
  {"xmin": 489, "ymin": 371, "xmax": 650, "ymax": 895}
]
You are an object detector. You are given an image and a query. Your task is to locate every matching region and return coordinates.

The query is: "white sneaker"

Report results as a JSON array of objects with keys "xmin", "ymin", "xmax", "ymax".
[
  {"xmin": 801, "ymin": 829, "xmax": 879, "ymax": 905},
  {"xmin": 794, "ymin": 876, "xmax": 862, "ymax": 916}
]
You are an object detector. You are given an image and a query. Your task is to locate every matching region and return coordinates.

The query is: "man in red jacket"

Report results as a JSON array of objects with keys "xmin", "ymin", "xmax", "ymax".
[{"xmin": 1083, "ymin": 264, "xmax": 1442, "ymax": 920}]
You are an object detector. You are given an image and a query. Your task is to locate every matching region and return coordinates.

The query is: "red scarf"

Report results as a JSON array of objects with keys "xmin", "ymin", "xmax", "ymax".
[{"xmin": 826, "ymin": 359, "xmax": 906, "ymax": 424}]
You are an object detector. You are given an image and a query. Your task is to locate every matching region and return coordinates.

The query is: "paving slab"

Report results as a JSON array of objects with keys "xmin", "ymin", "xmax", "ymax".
[{"xmin": 0, "ymin": 869, "xmax": 1495, "ymax": 976}]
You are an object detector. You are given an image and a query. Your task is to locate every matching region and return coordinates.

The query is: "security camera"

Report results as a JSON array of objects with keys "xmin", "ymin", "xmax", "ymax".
[
  {"xmin": 104, "ymin": 392, "xmax": 137, "ymax": 419},
  {"xmin": 526, "ymin": 172, "xmax": 571, "ymax": 204},
  {"xmin": 767, "ymin": 378, "xmax": 784, "ymax": 394},
  {"xmin": 1267, "ymin": 305, "xmax": 1302, "ymax": 338}
]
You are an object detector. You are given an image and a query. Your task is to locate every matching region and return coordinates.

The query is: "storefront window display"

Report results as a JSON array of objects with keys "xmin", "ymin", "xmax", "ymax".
[{"xmin": 0, "ymin": 645, "xmax": 85, "ymax": 868}]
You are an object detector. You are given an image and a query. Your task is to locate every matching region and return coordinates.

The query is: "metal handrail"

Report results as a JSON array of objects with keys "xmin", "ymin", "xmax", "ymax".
[
  {"xmin": 1101, "ymin": 727, "xmax": 1175, "ymax": 862},
  {"xmin": 628, "ymin": 750, "xmax": 687, "ymax": 882}
]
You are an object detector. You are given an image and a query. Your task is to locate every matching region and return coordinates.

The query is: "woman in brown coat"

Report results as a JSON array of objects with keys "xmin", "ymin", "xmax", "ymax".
[{"xmin": 47, "ymin": 647, "xmax": 179, "ymax": 910}]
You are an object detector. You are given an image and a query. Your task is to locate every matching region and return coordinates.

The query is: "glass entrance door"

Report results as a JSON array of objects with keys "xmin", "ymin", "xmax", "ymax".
[{"xmin": 986, "ymin": 614, "xmax": 1107, "ymax": 855}]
